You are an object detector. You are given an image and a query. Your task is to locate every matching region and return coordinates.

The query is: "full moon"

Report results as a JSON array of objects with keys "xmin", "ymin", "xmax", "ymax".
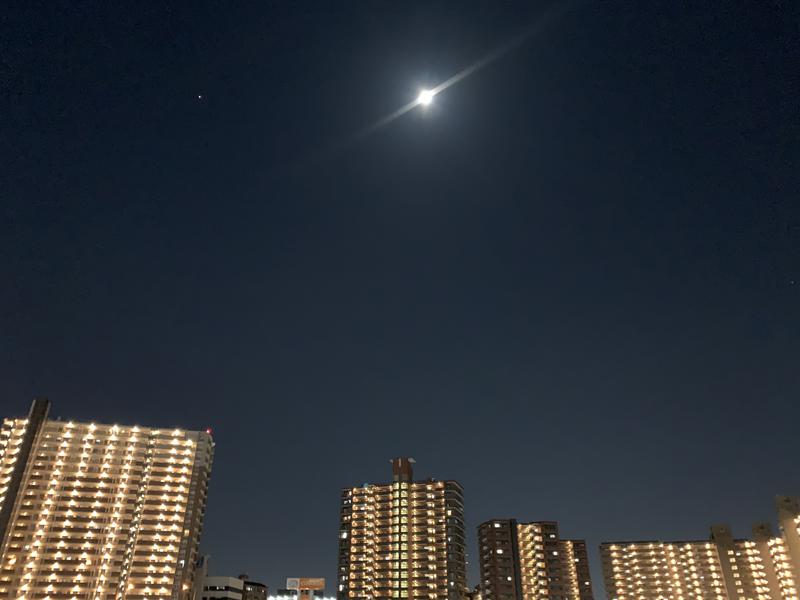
[{"xmin": 417, "ymin": 89, "xmax": 435, "ymax": 106}]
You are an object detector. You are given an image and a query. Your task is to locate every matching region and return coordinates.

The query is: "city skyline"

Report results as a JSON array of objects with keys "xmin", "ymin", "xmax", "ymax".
[{"xmin": 3, "ymin": 399, "xmax": 800, "ymax": 600}]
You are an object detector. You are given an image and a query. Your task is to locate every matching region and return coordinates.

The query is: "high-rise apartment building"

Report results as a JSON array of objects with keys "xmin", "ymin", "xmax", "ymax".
[
  {"xmin": 477, "ymin": 519, "xmax": 594, "ymax": 600},
  {"xmin": 337, "ymin": 458, "xmax": 467, "ymax": 600},
  {"xmin": 600, "ymin": 496, "xmax": 800, "ymax": 600},
  {"xmin": 0, "ymin": 398, "xmax": 214, "ymax": 599}
]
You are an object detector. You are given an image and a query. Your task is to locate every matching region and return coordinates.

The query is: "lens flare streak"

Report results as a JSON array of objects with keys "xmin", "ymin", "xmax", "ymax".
[
  {"xmin": 272, "ymin": 0, "xmax": 580, "ymax": 176},
  {"xmin": 358, "ymin": 0, "xmax": 579, "ymax": 135}
]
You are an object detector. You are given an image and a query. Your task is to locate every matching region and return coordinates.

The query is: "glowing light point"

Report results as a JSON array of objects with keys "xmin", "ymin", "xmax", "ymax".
[{"xmin": 417, "ymin": 89, "xmax": 435, "ymax": 106}]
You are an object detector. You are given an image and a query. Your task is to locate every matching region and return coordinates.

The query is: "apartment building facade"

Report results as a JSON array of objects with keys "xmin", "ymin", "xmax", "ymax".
[
  {"xmin": 0, "ymin": 398, "xmax": 214, "ymax": 599},
  {"xmin": 337, "ymin": 458, "xmax": 467, "ymax": 600},
  {"xmin": 477, "ymin": 519, "xmax": 594, "ymax": 600},
  {"xmin": 600, "ymin": 497, "xmax": 800, "ymax": 600}
]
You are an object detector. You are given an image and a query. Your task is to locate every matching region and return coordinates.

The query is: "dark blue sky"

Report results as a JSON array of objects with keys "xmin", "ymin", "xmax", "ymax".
[{"xmin": 2, "ymin": 0, "xmax": 799, "ymax": 593}]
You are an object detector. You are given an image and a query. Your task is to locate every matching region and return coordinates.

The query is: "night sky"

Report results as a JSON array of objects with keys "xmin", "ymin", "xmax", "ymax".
[{"xmin": 3, "ymin": 0, "xmax": 799, "ymax": 594}]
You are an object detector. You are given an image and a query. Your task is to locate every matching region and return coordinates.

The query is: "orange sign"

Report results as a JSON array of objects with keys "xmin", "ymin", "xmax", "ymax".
[{"xmin": 286, "ymin": 578, "xmax": 325, "ymax": 591}]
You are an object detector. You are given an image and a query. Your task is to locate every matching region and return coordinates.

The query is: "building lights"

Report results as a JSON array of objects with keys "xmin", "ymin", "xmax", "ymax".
[
  {"xmin": 601, "ymin": 502, "xmax": 800, "ymax": 600},
  {"xmin": 0, "ymin": 402, "xmax": 214, "ymax": 600},
  {"xmin": 338, "ymin": 459, "xmax": 465, "ymax": 600}
]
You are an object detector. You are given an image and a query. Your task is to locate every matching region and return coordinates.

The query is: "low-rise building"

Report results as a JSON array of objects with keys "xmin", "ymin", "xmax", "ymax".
[
  {"xmin": 242, "ymin": 577, "xmax": 268, "ymax": 600},
  {"xmin": 193, "ymin": 558, "xmax": 267, "ymax": 600},
  {"xmin": 201, "ymin": 576, "xmax": 245, "ymax": 600}
]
